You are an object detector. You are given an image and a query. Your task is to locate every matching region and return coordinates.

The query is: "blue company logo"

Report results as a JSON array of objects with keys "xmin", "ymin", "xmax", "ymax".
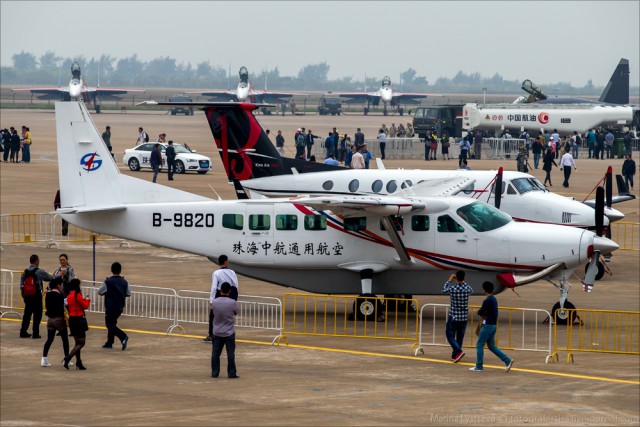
[{"xmin": 80, "ymin": 152, "xmax": 102, "ymax": 172}]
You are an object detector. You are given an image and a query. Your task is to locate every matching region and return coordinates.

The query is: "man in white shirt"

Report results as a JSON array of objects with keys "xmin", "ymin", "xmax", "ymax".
[
  {"xmin": 204, "ymin": 255, "xmax": 239, "ymax": 342},
  {"xmin": 559, "ymin": 147, "xmax": 577, "ymax": 188},
  {"xmin": 351, "ymin": 149, "xmax": 365, "ymax": 169}
]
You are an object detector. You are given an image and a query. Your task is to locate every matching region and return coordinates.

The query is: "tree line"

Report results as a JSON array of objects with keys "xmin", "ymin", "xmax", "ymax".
[{"xmin": 3, "ymin": 50, "xmax": 636, "ymax": 96}]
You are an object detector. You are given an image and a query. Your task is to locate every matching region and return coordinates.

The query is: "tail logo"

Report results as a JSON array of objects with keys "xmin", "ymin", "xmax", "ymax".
[{"xmin": 80, "ymin": 152, "xmax": 102, "ymax": 172}]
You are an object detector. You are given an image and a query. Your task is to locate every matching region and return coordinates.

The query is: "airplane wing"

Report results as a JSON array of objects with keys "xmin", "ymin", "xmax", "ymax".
[
  {"xmin": 285, "ymin": 195, "xmax": 426, "ymax": 217},
  {"xmin": 253, "ymin": 91, "xmax": 307, "ymax": 104},
  {"xmin": 11, "ymin": 87, "xmax": 66, "ymax": 100},
  {"xmin": 391, "ymin": 92, "xmax": 431, "ymax": 105},
  {"xmin": 393, "ymin": 177, "xmax": 476, "ymax": 198},
  {"xmin": 186, "ymin": 90, "xmax": 238, "ymax": 102},
  {"xmin": 92, "ymin": 87, "xmax": 146, "ymax": 97},
  {"xmin": 334, "ymin": 92, "xmax": 375, "ymax": 104}
]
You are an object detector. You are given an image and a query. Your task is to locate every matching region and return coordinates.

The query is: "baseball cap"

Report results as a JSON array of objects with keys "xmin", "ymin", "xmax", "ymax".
[{"xmin": 549, "ymin": 136, "xmax": 555, "ymax": 140}]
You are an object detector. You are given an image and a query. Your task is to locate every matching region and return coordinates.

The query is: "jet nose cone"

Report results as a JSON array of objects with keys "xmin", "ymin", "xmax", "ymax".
[
  {"xmin": 593, "ymin": 236, "xmax": 619, "ymax": 254},
  {"xmin": 604, "ymin": 207, "xmax": 625, "ymax": 223}
]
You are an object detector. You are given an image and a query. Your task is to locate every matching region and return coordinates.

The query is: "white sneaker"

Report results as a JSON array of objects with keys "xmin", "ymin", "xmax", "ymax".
[
  {"xmin": 41, "ymin": 357, "xmax": 51, "ymax": 367},
  {"xmin": 505, "ymin": 359, "xmax": 514, "ymax": 372},
  {"xmin": 469, "ymin": 367, "xmax": 483, "ymax": 371}
]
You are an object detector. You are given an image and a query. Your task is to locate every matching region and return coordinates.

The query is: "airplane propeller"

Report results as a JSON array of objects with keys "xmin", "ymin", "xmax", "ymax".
[
  {"xmin": 583, "ymin": 186, "xmax": 605, "ymax": 291},
  {"xmin": 605, "ymin": 166, "xmax": 613, "ymax": 209},
  {"xmin": 494, "ymin": 167, "xmax": 503, "ymax": 210}
]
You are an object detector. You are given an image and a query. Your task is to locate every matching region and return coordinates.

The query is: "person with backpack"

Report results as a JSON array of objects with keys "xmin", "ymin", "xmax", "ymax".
[
  {"xmin": 136, "ymin": 127, "xmax": 149, "ymax": 146},
  {"xmin": 294, "ymin": 128, "xmax": 306, "ymax": 159},
  {"xmin": 20, "ymin": 254, "xmax": 55, "ymax": 339},
  {"xmin": 572, "ymin": 131, "xmax": 581, "ymax": 158}
]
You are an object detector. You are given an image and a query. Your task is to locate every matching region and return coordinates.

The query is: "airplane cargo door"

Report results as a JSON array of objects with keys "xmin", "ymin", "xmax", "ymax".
[
  {"xmin": 434, "ymin": 214, "xmax": 477, "ymax": 263},
  {"xmin": 243, "ymin": 204, "xmax": 274, "ymax": 264}
]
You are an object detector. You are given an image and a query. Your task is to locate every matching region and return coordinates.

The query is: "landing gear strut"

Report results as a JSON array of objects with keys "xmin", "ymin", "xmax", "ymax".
[
  {"xmin": 348, "ymin": 269, "xmax": 385, "ymax": 322},
  {"xmin": 546, "ymin": 272, "xmax": 581, "ymax": 325}
]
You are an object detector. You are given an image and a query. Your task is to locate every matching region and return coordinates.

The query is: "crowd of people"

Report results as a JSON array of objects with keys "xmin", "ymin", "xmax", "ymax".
[
  {"xmin": 19, "ymin": 254, "xmax": 131, "ymax": 371},
  {"xmin": 1, "ymin": 125, "xmax": 33, "ymax": 163}
]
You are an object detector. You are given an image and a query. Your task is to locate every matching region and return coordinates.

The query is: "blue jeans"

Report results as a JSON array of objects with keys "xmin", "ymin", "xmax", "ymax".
[
  {"xmin": 445, "ymin": 317, "xmax": 467, "ymax": 358},
  {"xmin": 22, "ymin": 144, "xmax": 31, "ymax": 162},
  {"xmin": 572, "ymin": 144, "xmax": 579, "ymax": 159},
  {"xmin": 533, "ymin": 152, "xmax": 540, "ymax": 169},
  {"xmin": 211, "ymin": 334, "xmax": 237, "ymax": 377},
  {"xmin": 475, "ymin": 324, "xmax": 511, "ymax": 369}
]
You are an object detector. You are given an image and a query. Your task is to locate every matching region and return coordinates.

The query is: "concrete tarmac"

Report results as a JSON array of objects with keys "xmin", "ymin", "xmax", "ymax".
[{"xmin": 0, "ymin": 108, "xmax": 638, "ymax": 426}]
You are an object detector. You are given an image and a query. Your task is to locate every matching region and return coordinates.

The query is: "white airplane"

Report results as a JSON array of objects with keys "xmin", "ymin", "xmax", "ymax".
[
  {"xmin": 12, "ymin": 62, "xmax": 145, "ymax": 113},
  {"xmin": 464, "ymin": 58, "xmax": 638, "ymax": 134},
  {"xmin": 335, "ymin": 76, "xmax": 431, "ymax": 116},
  {"xmin": 189, "ymin": 66, "xmax": 304, "ymax": 106},
  {"xmin": 145, "ymin": 100, "xmax": 628, "ymax": 230},
  {"xmin": 56, "ymin": 101, "xmax": 618, "ymax": 321}
]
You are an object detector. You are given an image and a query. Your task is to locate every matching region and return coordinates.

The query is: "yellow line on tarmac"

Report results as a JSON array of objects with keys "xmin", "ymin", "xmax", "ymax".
[{"xmin": 3, "ymin": 318, "xmax": 637, "ymax": 385}]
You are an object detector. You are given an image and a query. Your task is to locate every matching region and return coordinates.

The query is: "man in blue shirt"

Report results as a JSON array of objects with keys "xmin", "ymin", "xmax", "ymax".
[
  {"xmin": 469, "ymin": 281, "xmax": 514, "ymax": 372},
  {"xmin": 324, "ymin": 154, "xmax": 340, "ymax": 166},
  {"xmin": 361, "ymin": 144, "xmax": 372, "ymax": 169},
  {"xmin": 443, "ymin": 270, "xmax": 473, "ymax": 363}
]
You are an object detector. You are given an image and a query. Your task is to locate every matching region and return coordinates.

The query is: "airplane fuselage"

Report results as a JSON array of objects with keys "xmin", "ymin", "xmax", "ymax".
[
  {"xmin": 236, "ymin": 82, "xmax": 250, "ymax": 102},
  {"xmin": 463, "ymin": 102, "xmax": 635, "ymax": 134},
  {"xmin": 240, "ymin": 169, "xmax": 617, "ymax": 228},
  {"xmin": 61, "ymin": 197, "xmax": 595, "ymax": 295},
  {"xmin": 69, "ymin": 78, "xmax": 83, "ymax": 99}
]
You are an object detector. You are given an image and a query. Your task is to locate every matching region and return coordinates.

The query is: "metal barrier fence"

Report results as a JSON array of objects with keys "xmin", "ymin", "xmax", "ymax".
[
  {"xmin": 552, "ymin": 309, "xmax": 640, "ymax": 363},
  {"xmin": 175, "ymin": 290, "xmax": 283, "ymax": 343},
  {"xmin": 0, "ymin": 212, "xmax": 130, "ymax": 248},
  {"xmin": 0, "ymin": 273, "xmax": 283, "ymax": 340},
  {"xmin": 413, "ymin": 303, "xmax": 553, "ymax": 361},
  {"xmin": 611, "ymin": 222, "xmax": 639, "ymax": 251},
  {"xmin": 0, "ymin": 269, "xmax": 22, "ymax": 319},
  {"xmin": 280, "ymin": 293, "xmax": 419, "ymax": 346},
  {"xmin": 482, "ymin": 138, "xmax": 525, "ymax": 160}
]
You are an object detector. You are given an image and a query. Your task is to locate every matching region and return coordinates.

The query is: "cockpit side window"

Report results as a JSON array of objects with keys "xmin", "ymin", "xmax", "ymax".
[
  {"xmin": 455, "ymin": 202, "xmax": 511, "ymax": 232},
  {"xmin": 437, "ymin": 215, "xmax": 465, "ymax": 233}
]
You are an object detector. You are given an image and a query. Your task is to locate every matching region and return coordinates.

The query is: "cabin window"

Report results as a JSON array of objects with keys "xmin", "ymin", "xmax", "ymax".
[
  {"xmin": 456, "ymin": 201, "xmax": 511, "ymax": 232},
  {"xmin": 507, "ymin": 184, "xmax": 517, "ymax": 195},
  {"xmin": 248, "ymin": 214, "xmax": 270, "ymax": 231},
  {"xmin": 349, "ymin": 179, "xmax": 360, "ymax": 193},
  {"xmin": 322, "ymin": 180, "xmax": 334, "ymax": 191},
  {"xmin": 411, "ymin": 215, "xmax": 430, "ymax": 231},
  {"xmin": 276, "ymin": 214, "xmax": 298, "ymax": 231},
  {"xmin": 222, "ymin": 214, "xmax": 243, "ymax": 230},
  {"xmin": 380, "ymin": 215, "xmax": 404, "ymax": 231},
  {"xmin": 401, "ymin": 180, "xmax": 413, "ymax": 189},
  {"xmin": 304, "ymin": 214, "xmax": 327, "ymax": 230},
  {"xmin": 344, "ymin": 217, "xmax": 366, "ymax": 231},
  {"xmin": 386, "ymin": 180, "xmax": 398, "ymax": 193},
  {"xmin": 437, "ymin": 215, "xmax": 465, "ymax": 233},
  {"xmin": 372, "ymin": 180, "xmax": 383, "ymax": 193}
]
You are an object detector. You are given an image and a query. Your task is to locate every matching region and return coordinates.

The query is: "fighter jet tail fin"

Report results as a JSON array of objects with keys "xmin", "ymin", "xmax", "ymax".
[{"xmin": 599, "ymin": 58, "xmax": 629, "ymax": 105}]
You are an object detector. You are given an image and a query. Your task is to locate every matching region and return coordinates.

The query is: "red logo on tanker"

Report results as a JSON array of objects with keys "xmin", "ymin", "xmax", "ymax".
[{"xmin": 538, "ymin": 112, "xmax": 550, "ymax": 124}]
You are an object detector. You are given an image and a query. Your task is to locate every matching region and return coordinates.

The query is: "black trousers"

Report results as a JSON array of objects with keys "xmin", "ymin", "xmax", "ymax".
[
  {"xmin": 105, "ymin": 310, "xmax": 127, "ymax": 345},
  {"xmin": 21, "ymin": 296, "xmax": 43, "ymax": 336},
  {"xmin": 211, "ymin": 334, "xmax": 237, "ymax": 377},
  {"xmin": 563, "ymin": 166, "xmax": 572, "ymax": 187},
  {"xmin": 167, "ymin": 159, "xmax": 175, "ymax": 178}
]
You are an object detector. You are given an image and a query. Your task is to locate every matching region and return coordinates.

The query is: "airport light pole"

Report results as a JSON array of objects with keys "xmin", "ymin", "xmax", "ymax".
[{"xmin": 482, "ymin": 87, "xmax": 487, "ymax": 104}]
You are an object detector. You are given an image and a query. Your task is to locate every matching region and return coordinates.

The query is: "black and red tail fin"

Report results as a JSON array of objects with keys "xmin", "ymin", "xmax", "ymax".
[{"xmin": 139, "ymin": 101, "xmax": 344, "ymax": 181}]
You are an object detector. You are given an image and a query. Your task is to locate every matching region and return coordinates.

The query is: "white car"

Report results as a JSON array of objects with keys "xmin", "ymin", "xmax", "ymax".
[{"xmin": 123, "ymin": 142, "xmax": 211, "ymax": 174}]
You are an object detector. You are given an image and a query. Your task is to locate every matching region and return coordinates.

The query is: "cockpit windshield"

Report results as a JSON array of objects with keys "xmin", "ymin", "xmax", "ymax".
[
  {"xmin": 511, "ymin": 178, "xmax": 547, "ymax": 194},
  {"xmin": 456, "ymin": 201, "xmax": 511, "ymax": 232}
]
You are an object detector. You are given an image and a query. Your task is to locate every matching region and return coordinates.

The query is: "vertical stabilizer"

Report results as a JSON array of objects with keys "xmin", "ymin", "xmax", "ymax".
[{"xmin": 599, "ymin": 58, "xmax": 629, "ymax": 104}]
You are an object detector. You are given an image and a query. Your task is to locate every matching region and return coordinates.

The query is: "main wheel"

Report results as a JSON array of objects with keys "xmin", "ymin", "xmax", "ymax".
[
  {"xmin": 353, "ymin": 294, "xmax": 383, "ymax": 321},
  {"xmin": 551, "ymin": 301, "xmax": 576, "ymax": 325},
  {"xmin": 584, "ymin": 260, "xmax": 605, "ymax": 281},
  {"xmin": 175, "ymin": 160, "xmax": 185, "ymax": 174},
  {"xmin": 128, "ymin": 157, "xmax": 141, "ymax": 171}
]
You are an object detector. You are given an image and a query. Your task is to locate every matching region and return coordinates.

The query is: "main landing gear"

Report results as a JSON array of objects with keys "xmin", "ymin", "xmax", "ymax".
[{"xmin": 348, "ymin": 269, "xmax": 416, "ymax": 321}]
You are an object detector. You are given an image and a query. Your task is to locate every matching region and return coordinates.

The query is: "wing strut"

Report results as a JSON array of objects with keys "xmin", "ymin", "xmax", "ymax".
[{"xmin": 380, "ymin": 216, "xmax": 412, "ymax": 263}]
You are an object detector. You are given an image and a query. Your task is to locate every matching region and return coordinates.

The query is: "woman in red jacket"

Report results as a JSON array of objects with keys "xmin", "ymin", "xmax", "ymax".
[{"xmin": 64, "ymin": 279, "xmax": 90, "ymax": 370}]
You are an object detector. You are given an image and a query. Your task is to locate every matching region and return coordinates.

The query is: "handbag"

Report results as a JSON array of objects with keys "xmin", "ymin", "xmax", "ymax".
[{"xmin": 64, "ymin": 308, "xmax": 70, "ymax": 327}]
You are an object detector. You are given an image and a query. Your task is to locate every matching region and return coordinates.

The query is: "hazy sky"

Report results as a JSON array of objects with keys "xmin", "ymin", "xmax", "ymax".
[{"xmin": 2, "ymin": 1, "xmax": 639, "ymax": 86}]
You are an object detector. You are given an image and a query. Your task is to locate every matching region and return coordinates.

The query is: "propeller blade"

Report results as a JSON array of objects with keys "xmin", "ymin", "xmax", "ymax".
[
  {"xmin": 582, "ymin": 251, "xmax": 600, "ymax": 292},
  {"xmin": 494, "ymin": 167, "xmax": 503, "ymax": 209},
  {"xmin": 605, "ymin": 166, "xmax": 613, "ymax": 208},
  {"xmin": 595, "ymin": 186, "xmax": 604, "ymax": 237}
]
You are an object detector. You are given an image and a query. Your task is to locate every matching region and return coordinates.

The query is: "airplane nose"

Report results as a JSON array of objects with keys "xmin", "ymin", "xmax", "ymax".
[
  {"xmin": 604, "ymin": 207, "xmax": 625, "ymax": 223},
  {"xmin": 593, "ymin": 236, "xmax": 619, "ymax": 254}
]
